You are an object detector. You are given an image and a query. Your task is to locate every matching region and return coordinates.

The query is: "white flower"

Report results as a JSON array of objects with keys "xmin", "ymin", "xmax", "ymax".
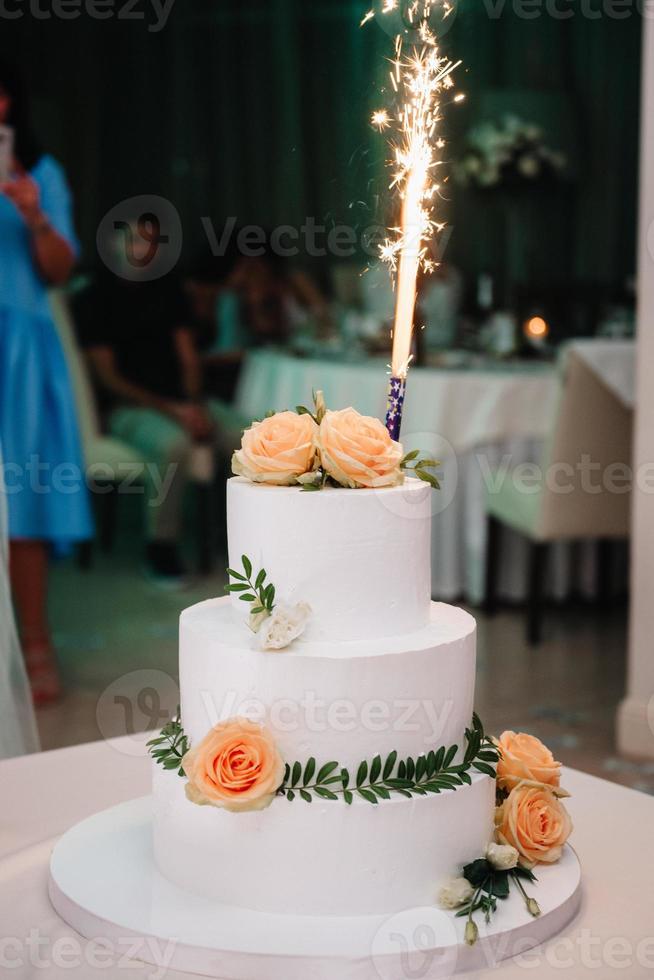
[
  {"xmin": 437, "ymin": 877, "xmax": 474, "ymax": 909},
  {"xmin": 486, "ymin": 842, "xmax": 519, "ymax": 871},
  {"xmin": 524, "ymin": 124, "xmax": 543, "ymax": 142},
  {"xmin": 478, "ymin": 165, "xmax": 500, "ymax": 187},
  {"xmin": 465, "ymin": 156, "xmax": 482, "ymax": 176},
  {"xmin": 258, "ymin": 602, "xmax": 312, "ymax": 651},
  {"xmin": 517, "ymin": 154, "xmax": 540, "ymax": 179}
]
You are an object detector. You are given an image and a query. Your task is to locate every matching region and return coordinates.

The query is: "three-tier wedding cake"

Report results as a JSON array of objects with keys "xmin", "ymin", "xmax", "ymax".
[{"xmin": 49, "ymin": 403, "xmax": 578, "ymax": 976}]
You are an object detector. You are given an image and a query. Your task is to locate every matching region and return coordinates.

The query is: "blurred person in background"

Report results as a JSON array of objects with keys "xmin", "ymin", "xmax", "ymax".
[
  {"xmin": 0, "ymin": 62, "xmax": 92, "ymax": 705},
  {"xmin": 183, "ymin": 251, "xmax": 243, "ymax": 403},
  {"xmin": 182, "ymin": 242, "xmax": 331, "ymax": 439},
  {"xmin": 74, "ymin": 242, "xmax": 217, "ymax": 584},
  {"xmin": 230, "ymin": 249, "xmax": 331, "ymax": 348}
]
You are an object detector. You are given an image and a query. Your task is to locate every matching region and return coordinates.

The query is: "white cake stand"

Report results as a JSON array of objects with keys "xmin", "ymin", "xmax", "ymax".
[{"xmin": 48, "ymin": 796, "xmax": 582, "ymax": 980}]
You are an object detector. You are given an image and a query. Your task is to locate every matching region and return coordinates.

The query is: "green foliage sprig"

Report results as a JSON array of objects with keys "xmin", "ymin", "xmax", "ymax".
[
  {"xmin": 457, "ymin": 859, "xmax": 540, "ymax": 945},
  {"xmin": 278, "ymin": 714, "xmax": 499, "ymax": 804},
  {"xmin": 401, "ymin": 450, "xmax": 442, "ymax": 489},
  {"xmin": 226, "ymin": 555, "xmax": 276, "ymax": 616},
  {"xmin": 147, "ymin": 709, "xmax": 189, "ymax": 777}
]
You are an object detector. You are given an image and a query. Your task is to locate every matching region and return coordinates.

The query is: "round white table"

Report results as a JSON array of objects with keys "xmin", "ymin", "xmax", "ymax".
[{"xmin": 2, "ymin": 736, "xmax": 653, "ymax": 979}]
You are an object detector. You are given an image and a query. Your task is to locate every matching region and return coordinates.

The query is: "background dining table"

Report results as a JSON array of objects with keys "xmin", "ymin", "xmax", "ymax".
[{"xmin": 235, "ymin": 341, "xmax": 634, "ymax": 603}]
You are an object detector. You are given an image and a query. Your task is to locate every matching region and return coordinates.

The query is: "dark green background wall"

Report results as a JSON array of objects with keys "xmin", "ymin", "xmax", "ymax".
[{"xmin": 1, "ymin": 0, "xmax": 642, "ymax": 295}]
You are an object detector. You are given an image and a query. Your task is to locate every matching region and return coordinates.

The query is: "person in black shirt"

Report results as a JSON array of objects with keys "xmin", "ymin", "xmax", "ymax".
[{"xmin": 74, "ymin": 270, "xmax": 214, "ymax": 580}]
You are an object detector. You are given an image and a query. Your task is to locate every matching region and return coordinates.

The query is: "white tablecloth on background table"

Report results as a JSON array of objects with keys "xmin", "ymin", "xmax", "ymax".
[
  {"xmin": 236, "ymin": 351, "xmax": 559, "ymax": 454},
  {"xmin": 2, "ymin": 737, "xmax": 654, "ymax": 979},
  {"xmin": 235, "ymin": 351, "xmax": 572, "ymax": 602},
  {"xmin": 568, "ymin": 339, "xmax": 635, "ymax": 410}
]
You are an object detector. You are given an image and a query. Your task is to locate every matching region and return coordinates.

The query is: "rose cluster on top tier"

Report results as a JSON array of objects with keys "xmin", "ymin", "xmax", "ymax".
[{"xmin": 232, "ymin": 405, "xmax": 404, "ymax": 490}]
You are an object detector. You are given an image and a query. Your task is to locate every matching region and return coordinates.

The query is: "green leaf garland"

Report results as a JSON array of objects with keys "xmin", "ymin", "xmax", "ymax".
[{"xmin": 277, "ymin": 716, "xmax": 500, "ymax": 805}]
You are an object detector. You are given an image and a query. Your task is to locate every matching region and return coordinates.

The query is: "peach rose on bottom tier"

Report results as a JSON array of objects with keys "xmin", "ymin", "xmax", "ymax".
[
  {"xmin": 495, "ymin": 730, "xmax": 562, "ymax": 792},
  {"xmin": 182, "ymin": 718, "xmax": 285, "ymax": 813},
  {"xmin": 318, "ymin": 408, "xmax": 404, "ymax": 489},
  {"xmin": 232, "ymin": 411, "xmax": 317, "ymax": 485},
  {"xmin": 495, "ymin": 781, "xmax": 573, "ymax": 866}
]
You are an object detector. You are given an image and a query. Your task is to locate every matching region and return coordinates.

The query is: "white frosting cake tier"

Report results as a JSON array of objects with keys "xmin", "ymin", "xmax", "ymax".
[
  {"xmin": 227, "ymin": 477, "xmax": 431, "ymax": 642},
  {"xmin": 179, "ymin": 597, "xmax": 476, "ymax": 773},
  {"xmin": 153, "ymin": 764, "xmax": 494, "ymax": 916}
]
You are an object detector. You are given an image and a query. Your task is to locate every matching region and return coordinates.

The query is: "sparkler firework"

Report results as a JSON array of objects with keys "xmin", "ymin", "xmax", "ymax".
[{"xmin": 363, "ymin": 2, "xmax": 462, "ymax": 438}]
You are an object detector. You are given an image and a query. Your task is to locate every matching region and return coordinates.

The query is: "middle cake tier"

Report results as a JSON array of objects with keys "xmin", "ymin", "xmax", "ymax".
[{"xmin": 180, "ymin": 598, "xmax": 476, "ymax": 774}]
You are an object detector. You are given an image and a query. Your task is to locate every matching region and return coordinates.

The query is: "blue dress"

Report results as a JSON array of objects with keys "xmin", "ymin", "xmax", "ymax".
[{"xmin": 0, "ymin": 155, "xmax": 92, "ymax": 553}]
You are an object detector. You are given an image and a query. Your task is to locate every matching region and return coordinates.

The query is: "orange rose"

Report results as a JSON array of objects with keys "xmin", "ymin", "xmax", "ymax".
[
  {"xmin": 319, "ymin": 408, "xmax": 403, "ymax": 489},
  {"xmin": 182, "ymin": 718, "xmax": 285, "ymax": 813},
  {"xmin": 496, "ymin": 731, "xmax": 561, "ymax": 792},
  {"xmin": 232, "ymin": 411, "xmax": 317, "ymax": 485},
  {"xmin": 495, "ymin": 782, "xmax": 573, "ymax": 866}
]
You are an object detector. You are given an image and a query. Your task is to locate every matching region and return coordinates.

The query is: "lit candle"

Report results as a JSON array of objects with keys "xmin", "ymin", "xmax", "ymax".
[{"xmin": 524, "ymin": 316, "xmax": 550, "ymax": 346}]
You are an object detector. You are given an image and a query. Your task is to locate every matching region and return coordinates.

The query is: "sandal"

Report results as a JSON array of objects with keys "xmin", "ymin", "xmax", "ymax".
[{"xmin": 23, "ymin": 644, "xmax": 62, "ymax": 707}]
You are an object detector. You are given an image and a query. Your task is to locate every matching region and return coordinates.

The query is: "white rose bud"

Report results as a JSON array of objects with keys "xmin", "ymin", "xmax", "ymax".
[
  {"xmin": 314, "ymin": 389, "xmax": 327, "ymax": 423},
  {"xmin": 259, "ymin": 602, "xmax": 312, "ymax": 651},
  {"xmin": 486, "ymin": 842, "xmax": 519, "ymax": 871},
  {"xmin": 437, "ymin": 877, "xmax": 474, "ymax": 910},
  {"xmin": 527, "ymin": 898, "xmax": 541, "ymax": 918},
  {"xmin": 464, "ymin": 920, "xmax": 479, "ymax": 946}
]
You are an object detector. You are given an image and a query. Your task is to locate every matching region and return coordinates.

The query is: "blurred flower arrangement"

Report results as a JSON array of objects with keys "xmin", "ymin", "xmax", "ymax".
[{"xmin": 455, "ymin": 115, "xmax": 567, "ymax": 189}]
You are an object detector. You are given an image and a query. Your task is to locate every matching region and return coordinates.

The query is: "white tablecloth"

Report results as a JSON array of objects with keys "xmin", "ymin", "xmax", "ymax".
[
  {"xmin": 236, "ymin": 352, "xmax": 564, "ymax": 602},
  {"xmin": 568, "ymin": 339, "xmax": 635, "ymax": 409},
  {"xmin": 236, "ymin": 351, "xmax": 558, "ymax": 455},
  {"xmin": 2, "ymin": 737, "xmax": 653, "ymax": 979}
]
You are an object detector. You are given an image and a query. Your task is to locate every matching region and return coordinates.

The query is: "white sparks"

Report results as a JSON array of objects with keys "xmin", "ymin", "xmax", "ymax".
[
  {"xmin": 372, "ymin": 109, "xmax": 392, "ymax": 131},
  {"xmin": 363, "ymin": 1, "xmax": 464, "ymax": 379}
]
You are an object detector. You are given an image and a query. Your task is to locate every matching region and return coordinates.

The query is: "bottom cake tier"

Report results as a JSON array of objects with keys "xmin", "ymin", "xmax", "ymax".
[{"xmin": 152, "ymin": 765, "xmax": 495, "ymax": 916}]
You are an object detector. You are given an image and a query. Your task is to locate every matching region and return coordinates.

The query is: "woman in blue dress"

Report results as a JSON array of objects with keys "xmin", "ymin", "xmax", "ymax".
[{"xmin": 0, "ymin": 64, "xmax": 92, "ymax": 705}]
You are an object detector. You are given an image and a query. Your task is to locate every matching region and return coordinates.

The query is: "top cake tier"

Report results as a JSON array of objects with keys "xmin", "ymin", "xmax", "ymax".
[{"xmin": 227, "ymin": 477, "xmax": 431, "ymax": 642}]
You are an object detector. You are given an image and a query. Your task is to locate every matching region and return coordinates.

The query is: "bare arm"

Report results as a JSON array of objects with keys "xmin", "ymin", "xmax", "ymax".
[
  {"xmin": 2, "ymin": 175, "xmax": 75, "ymax": 285},
  {"xmin": 87, "ymin": 345, "xmax": 213, "ymax": 440},
  {"xmin": 30, "ymin": 221, "xmax": 75, "ymax": 285},
  {"xmin": 86, "ymin": 346, "xmax": 173, "ymax": 414},
  {"xmin": 173, "ymin": 327, "xmax": 204, "ymax": 402}
]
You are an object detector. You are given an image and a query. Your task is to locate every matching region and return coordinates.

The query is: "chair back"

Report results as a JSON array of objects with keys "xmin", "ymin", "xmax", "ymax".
[
  {"xmin": 49, "ymin": 290, "xmax": 101, "ymax": 456},
  {"xmin": 537, "ymin": 346, "xmax": 633, "ymax": 540}
]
